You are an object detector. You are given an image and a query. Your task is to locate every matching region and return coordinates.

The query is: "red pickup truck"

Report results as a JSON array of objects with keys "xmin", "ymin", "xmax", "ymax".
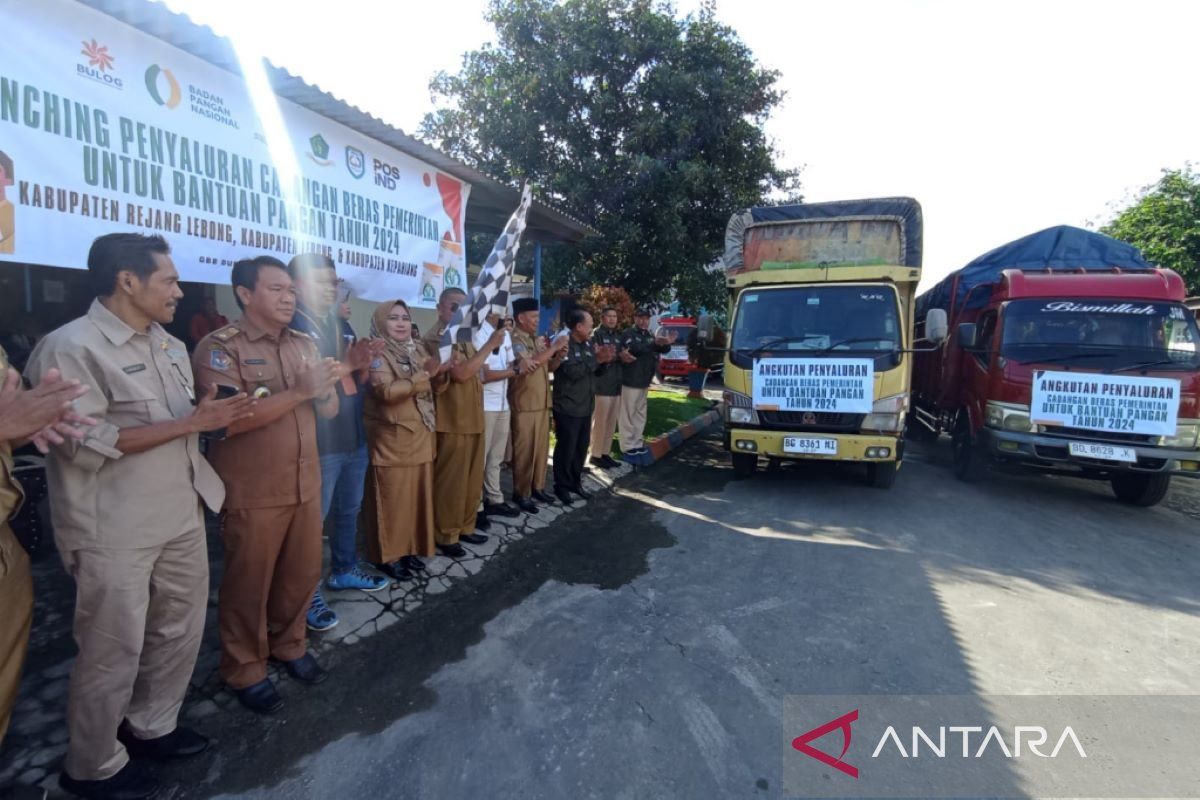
[{"xmin": 913, "ymin": 226, "xmax": 1200, "ymax": 506}]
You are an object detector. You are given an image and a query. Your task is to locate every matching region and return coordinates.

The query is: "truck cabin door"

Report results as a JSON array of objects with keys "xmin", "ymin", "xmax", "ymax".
[{"xmin": 962, "ymin": 309, "xmax": 998, "ymax": 418}]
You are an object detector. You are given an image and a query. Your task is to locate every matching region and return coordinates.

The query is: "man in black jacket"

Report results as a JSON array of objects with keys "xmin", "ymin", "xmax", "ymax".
[
  {"xmin": 617, "ymin": 309, "xmax": 674, "ymax": 457},
  {"xmin": 551, "ymin": 308, "xmax": 614, "ymax": 503},
  {"xmin": 588, "ymin": 306, "xmax": 623, "ymax": 469}
]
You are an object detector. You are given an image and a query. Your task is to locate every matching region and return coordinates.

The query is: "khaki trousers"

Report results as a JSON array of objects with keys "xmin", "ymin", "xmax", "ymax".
[
  {"xmin": 482, "ymin": 409, "xmax": 511, "ymax": 505},
  {"xmin": 434, "ymin": 432, "xmax": 485, "ymax": 545},
  {"xmin": 219, "ymin": 498, "xmax": 321, "ymax": 690},
  {"xmin": 61, "ymin": 520, "xmax": 208, "ymax": 780},
  {"xmin": 511, "ymin": 408, "xmax": 549, "ymax": 499},
  {"xmin": 589, "ymin": 394, "xmax": 621, "ymax": 459},
  {"xmin": 0, "ymin": 523, "xmax": 33, "ymax": 747},
  {"xmin": 618, "ymin": 385, "xmax": 649, "ymax": 452}
]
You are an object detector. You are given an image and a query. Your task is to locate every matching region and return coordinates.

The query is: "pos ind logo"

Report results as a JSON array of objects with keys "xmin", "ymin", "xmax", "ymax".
[{"xmin": 145, "ymin": 64, "xmax": 181, "ymax": 108}]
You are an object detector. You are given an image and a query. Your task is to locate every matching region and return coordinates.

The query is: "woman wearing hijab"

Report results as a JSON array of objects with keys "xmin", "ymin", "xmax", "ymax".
[{"xmin": 363, "ymin": 300, "xmax": 447, "ymax": 580}]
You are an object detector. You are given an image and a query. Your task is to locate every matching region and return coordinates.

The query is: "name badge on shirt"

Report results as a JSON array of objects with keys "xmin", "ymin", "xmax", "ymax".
[{"xmin": 122, "ymin": 363, "xmax": 147, "ymax": 374}]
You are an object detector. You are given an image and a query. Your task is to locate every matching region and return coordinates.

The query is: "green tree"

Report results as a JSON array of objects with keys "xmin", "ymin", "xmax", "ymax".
[
  {"xmin": 420, "ymin": 0, "xmax": 799, "ymax": 313},
  {"xmin": 1101, "ymin": 167, "xmax": 1200, "ymax": 294}
]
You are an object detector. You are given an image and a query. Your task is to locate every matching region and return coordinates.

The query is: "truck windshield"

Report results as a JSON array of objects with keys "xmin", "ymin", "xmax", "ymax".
[
  {"xmin": 730, "ymin": 285, "xmax": 901, "ymax": 367},
  {"xmin": 1000, "ymin": 299, "xmax": 1200, "ymax": 370}
]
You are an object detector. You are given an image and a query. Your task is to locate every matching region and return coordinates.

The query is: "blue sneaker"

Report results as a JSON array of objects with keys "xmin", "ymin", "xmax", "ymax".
[
  {"xmin": 306, "ymin": 590, "xmax": 338, "ymax": 632},
  {"xmin": 326, "ymin": 566, "xmax": 389, "ymax": 593}
]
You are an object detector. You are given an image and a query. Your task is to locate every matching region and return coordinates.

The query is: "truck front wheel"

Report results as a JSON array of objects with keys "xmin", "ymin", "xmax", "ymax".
[
  {"xmin": 952, "ymin": 415, "xmax": 987, "ymax": 482},
  {"xmin": 1110, "ymin": 473, "xmax": 1171, "ymax": 507},
  {"xmin": 731, "ymin": 453, "xmax": 758, "ymax": 478},
  {"xmin": 867, "ymin": 461, "xmax": 898, "ymax": 489}
]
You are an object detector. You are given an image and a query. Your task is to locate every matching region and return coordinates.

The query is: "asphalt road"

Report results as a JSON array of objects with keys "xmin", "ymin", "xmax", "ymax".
[{"xmin": 168, "ymin": 429, "xmax": 1199, "ymax": 799}]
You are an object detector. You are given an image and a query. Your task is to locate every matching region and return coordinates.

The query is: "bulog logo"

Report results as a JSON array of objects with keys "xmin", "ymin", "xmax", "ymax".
[
  {"xmin": 144, "ymin": 64, "xmax": 182, "ymax": 108},
  {"xmin": 77, "ymin": 38, "xmax": 123, "ymax": 89}
]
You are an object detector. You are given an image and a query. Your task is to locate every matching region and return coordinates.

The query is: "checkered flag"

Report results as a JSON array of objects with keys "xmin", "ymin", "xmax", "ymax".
[{"xmin": 440, "ymin": 183, "xmax": 533, "ymax": 362}]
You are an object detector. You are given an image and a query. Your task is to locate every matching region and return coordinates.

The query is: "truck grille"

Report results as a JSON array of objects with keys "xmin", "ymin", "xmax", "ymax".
[
  {"xmin": 758, "ymin": 411, "xmax": 865, "ymax": 432},
  {"xmin": 1041, "ymin": 426, "xmax": 1158, "ymax": 446}
]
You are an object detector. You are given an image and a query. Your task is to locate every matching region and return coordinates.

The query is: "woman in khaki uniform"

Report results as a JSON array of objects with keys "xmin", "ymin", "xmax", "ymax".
[{"xmin": 363, "ymin": 300, "xmax": 445, "ymax": 581}]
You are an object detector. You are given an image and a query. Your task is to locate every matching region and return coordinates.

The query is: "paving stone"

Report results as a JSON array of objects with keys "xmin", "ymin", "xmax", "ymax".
[
  {"xmin": 321, "ymin": 600, "xmax": 383, "ymax": 642},
  {"xmin": 374, "ymin": 613, "xmax": 399, "ymax": 635},
  {"xmin": 444, "ymin": 562, "xmax": 469, "ymax": 579},
  {"xmin": 461, "ymin": 558, "xmax": 485, "ymax": 576},
  {"xmin": 526, "ymin": 515, "xmax": 549, "ymax": 530},
  {"xmin": 466, "ymin": 534, "xmax": 501, "ymax": 558},
  {"xmin": 186, "ymin": 699, "xmax": 220, "ymax": 721},
  {"xmin": 424, "ymin": 577, "xmax": 450, "ymax": 596},
  {"xmin": 29, "ymin": 743, "xmax": 67, "ymax": 768}
]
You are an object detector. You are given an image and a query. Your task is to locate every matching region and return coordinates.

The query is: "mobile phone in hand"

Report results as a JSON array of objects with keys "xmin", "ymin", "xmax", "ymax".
[{"xmin": 202, "ymin": 384, "xmax": 240, "ymax": 442}]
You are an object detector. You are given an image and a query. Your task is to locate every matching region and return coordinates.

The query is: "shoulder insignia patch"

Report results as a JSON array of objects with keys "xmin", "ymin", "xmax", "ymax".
[
  {"xmin": 209, "ymin": 348, "xmax": 233, "ymax": 371},
  {"xmin": 213, "ymin": 325, "xmax": 239, "ymax": 341}
]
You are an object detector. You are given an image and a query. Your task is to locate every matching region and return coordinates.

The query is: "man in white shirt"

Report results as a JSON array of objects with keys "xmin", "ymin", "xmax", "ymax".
[{"xmin": 476, "ymin": 315, "xmax": 523, "ymax": 521}]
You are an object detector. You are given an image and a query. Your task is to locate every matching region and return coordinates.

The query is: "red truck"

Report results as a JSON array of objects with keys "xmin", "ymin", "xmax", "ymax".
[
  {"xmin": 655, "ymin": 315, "xmax": 697, "ymax": 379},
  {"xmin": 913, "ymin": 226, "xmax": 1200, "ymax": 506}
]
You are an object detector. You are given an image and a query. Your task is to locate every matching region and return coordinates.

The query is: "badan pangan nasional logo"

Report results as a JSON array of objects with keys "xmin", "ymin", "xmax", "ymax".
[
  {"xmin": 144, "ymin": 64, "xmax": 182, "ymax": 108},
  {"xmin": 345, "ymin": 146, "xmax": 366, "ymax": 179},
  {"xmin": 77, "ymin": 38, "xmax": 123, "ymax": 89}
]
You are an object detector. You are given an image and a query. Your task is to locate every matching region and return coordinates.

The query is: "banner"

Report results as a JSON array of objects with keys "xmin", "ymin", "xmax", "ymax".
[
  {"xmin": 752, "ymin": 358, "xmax": 874, "ymax": 413},
  {"xmin": 1031, "ymin": 369, "xmax": 1180, "ymax": 436},
  {"xmin": 0, "ymin": 0, "xmax": 469, "ymax": 307}
]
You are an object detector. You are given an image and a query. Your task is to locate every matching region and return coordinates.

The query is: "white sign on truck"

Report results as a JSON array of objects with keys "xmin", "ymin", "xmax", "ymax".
[
  {"xmin": 1031, "ymin": 370, "xmax": 1180, "ymax": 437},
  {"xmin": 752, "ymin": 358, "xmax": 874, "ymax": 413}
]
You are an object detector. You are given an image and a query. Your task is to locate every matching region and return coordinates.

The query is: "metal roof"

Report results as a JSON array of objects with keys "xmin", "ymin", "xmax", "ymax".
[{"xmin": 77, "ymin": 0, "xmax": 597, "ymax": 244}]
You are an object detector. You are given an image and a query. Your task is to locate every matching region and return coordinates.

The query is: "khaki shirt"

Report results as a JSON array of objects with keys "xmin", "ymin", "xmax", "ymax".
[
  {"xmin": 26, "ymin": 299, "xmax": 223, "ymax": 551},
  {"xmin": 509, "ymin": 328, "xmax": 551, "ymax": 413},
  {"xmin": 423, "ymin": 320, "xmax": 484, "ymax": 434},
  {"xmin": 365, "ymin": 345, "xmax": 436, "ymax": 467},
  {"xmin": 193, "ymin": 316, "xmax": 322, "ymax": 510},
  {"xmin": 0, "ymin": 345, "xmax": 23, "ymax": 523},
  {"xmin": 0, "ymin": 345, "xmax": 25, "ymax": 578}
]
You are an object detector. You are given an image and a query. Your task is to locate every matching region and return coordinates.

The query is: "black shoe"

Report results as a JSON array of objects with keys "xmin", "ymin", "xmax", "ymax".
[
  {"xmin": 437, "ymin": 543, "xmax": 467, "ymax": 558},
  {"xmin": 400, "ymin": 555, "xmax": 427, "ymax": 572},
  {"xmin": 572, "ymin": 485, "xmax": 593, "ymax": 500},
  {"xmin": 484, "ymin": 501, "xmax": 521, "ymax": 518},
  {"xmin": 555, "ymin": 489, "xmax": 575, "ymax": 505},
  {"xmin": 475, "ymin": 511, "xmax": 490, "ymax": 531},
  {"xmin": 589, "ymin": 456, "xmax": 607, "ymax": 468},
  {"xmin": 374, "ymin": 561, "xmax": 414, "ymax": 581},
  {"xmin": 117, "ymin": 720, "xmax": 209, "ymax": 760},
  {"xmin": 600, "ymin": 455, "xmax": 622, "ymax": 469},
  {"xmin": 59, "ymin": 762, "xmax": 158, "ymax": 800},
  {"xmin": 531, "ymin": 489, "xmax": 556, "ymax": 504},
  {"xmin": 278, "ymin": 653, "xmax": 327, "ymax": 685},
  {"xmin": 513, "ymin": 496, "xmax": 538, "ymax": 514},
  {"xmin": 233, "ymin": 679, "xmax": 283, "ymax": 715},
  {"xmin": 460, "ymin": 532, "xmax": 489, "ymax": 545}
]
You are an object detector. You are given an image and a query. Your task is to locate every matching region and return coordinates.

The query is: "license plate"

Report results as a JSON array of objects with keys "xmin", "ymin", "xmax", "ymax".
[
  {"xmin": 783, "ymin": 436, "xmax": 838, "ymax": 455},
  {"xmin": 1067, "ymin": 441, "xmax": 1137, "ymax": 463}
]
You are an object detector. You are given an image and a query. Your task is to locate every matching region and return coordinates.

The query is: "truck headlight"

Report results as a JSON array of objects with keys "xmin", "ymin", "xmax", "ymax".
[
  {"xmin": 862, "ymin": 393, "xmax": 908, "ymax": 432},
  {"xmin": 723, "ymin": 390, "xmax": 757, "ymax": 425},
  {"xmin": 1163, "ymin": 421, "xmax": 1200, "ymax": 449},
  {"xmin": 986, "ymin": 401, "xmax": 1032, "ymax": 433}
]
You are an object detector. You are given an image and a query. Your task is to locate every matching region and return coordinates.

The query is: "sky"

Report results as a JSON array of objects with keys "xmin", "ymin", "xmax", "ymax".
[{"xmin": 162, "ymin": 0, "xmax": 1200, "ymax": 290}]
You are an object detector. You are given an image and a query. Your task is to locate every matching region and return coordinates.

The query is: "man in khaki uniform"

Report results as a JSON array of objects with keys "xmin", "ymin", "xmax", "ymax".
[
  {"xmin": 28, "ymin": 233, "xmax": 254, "ymax": 800},
  {"xmin": 509, "ymin": 298, "xmax": 567, "ymax": 510},
  {"xmin": 0, "ymin": 345, "xmax": 92, "ymax": 747},
  {"xmin": 423, "ymin": 288, "xmax": 506, "ymax": 557},
  {"xmin": 193, "ymin": 256, "xmax": 339, "ymax": 716}
]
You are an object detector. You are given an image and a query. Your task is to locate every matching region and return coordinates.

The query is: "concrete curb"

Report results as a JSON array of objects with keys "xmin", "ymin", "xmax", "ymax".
[{"xmin": 623, "ymin": 405, "xmax": 722, "ymax": 466}]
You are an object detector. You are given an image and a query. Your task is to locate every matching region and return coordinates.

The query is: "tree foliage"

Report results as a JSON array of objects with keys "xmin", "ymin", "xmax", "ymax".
[
  {"xmin": 1101, "ymin": 167, "xmax": 1200, "ymax": 294},
  {"xmin": 420, "ymin": 0, "xmax": 799, "ymax": 313},
  {"xmin": 579, "ymin": 284, "xmax": 637, "ymax": 327}
]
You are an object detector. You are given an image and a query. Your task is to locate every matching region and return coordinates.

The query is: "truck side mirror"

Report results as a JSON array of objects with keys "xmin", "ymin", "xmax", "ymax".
[
  {"xmin": 924, "ymin": 309, "xmax": 948, "ymax": 344},
  {"xmin": 957, "ymin": 322, "xmax": 978, "ymax": 350},
  {"xmin": 697, "ymin": 314, "xmax": 714, "ymax": 344}
]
